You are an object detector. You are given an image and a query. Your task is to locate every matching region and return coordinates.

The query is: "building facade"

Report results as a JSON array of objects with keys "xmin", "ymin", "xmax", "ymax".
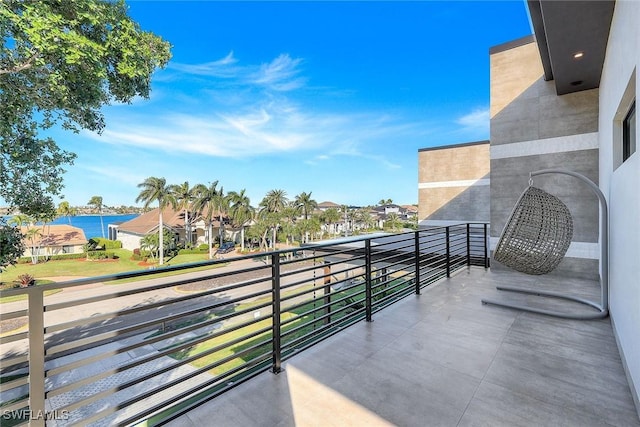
[
  {"xmin": 490, "ymin": 0, "xmax": 638, "ymax": 414},
  {"xmin": 418, "ymin": 141, "xmax": 490, "ymax": 227}
]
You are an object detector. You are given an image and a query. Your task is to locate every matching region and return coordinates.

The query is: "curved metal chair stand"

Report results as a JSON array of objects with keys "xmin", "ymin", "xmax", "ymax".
[{"xmin": 482, "ymin": 169, "xmax": 609, "ymax": 320}]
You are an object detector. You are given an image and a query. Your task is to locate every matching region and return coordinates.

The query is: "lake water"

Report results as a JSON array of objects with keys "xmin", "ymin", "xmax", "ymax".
[
  {"xmin": 3, "ymin": 214, "xmax": 139, "ymax": 240},
  {"xmin": 49, "ymin": 214, "xmax": 139, "ymax": 239}
]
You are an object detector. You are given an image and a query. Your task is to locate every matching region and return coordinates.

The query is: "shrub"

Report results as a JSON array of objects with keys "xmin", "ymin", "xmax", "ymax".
[
  {"xmin": 197, "ymin": 244, "xmax": 209, "ymax": 251},
  {"xmin": 178, "ymin": 249, "xmax": 208, "ymax": 255},
  {"xmin": 130, "ymin": 253, "xmax": 142, "ymax": 261},
  {"xmin": 93, "ymin": 238, "xmax": 123, "ymax": 249},
  {"xmin": 15, "ymin": 273, "xmax": 35, "ymax": 287},
  {"xmin": 87, "ymin": 251, "xmax": 117, "ymax": 260},
  {"xmin": 133, "ymin": 248, "xmax": 141, "ymax": 255}
]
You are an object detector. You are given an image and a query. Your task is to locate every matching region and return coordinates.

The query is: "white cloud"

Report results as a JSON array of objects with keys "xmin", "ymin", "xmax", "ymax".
[
  {"xmin": 456, "ymin": 107, "xmax": 489, "ymax": 131},
  {"xmin": 169, "ymin": 51, "xmax": 239, "ymax": 78}
]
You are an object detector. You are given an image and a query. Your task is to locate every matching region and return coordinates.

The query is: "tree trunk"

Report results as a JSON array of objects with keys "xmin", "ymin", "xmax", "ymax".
[
  {"xmin": 241, "ymin": 226, "xmax": 245, "ymax": 251},
  {"xmin": 159, "ymin": 208, "xmax": 164, "ymax": 265},
  {"xmin": 208, "ymin": 222, "xmax": 214, "ymax": 259}
]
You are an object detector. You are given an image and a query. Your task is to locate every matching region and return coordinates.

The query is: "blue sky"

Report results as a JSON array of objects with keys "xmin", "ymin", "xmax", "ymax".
[{"xmin": 51, "ymin": 1, "xmax": 531, "ymax": 208}]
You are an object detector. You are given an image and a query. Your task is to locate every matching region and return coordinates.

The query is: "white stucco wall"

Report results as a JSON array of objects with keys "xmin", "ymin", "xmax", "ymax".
[
  {"xmin": 599, "ymin": 0, "xmax": 640, "ymax": 411},
  {"xmin": 117, "ymin": 231, "xmax": 143, "ymax": 251}
]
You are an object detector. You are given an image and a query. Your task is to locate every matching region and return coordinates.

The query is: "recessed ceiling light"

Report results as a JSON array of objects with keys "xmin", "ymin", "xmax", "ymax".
[{"xmin": 573, "ymin": 52, "xmax": 584, "ymax": 59}]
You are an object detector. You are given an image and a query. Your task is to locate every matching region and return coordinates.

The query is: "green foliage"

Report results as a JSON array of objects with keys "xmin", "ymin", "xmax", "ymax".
[
  {"xmin": 87, "ymin": 251, "xmax": 116, "ymax": 260},
  {"xmin": 16, "ymin": 273, "xmax": 35, "ymax": 287},
  {"xmin": 93, "ymin": 238, "xmax": 122, "ymax": 249},
  {"xmin": 0, "ymin": 220, "xmax": 25, "ymax": 272},
  {"xmin": 197, "ymin": 244, "xmax": 209, "ymax": 251},
  {"xmin": 0, "ymin": 0, "xmax": 171, "ymax": 214}
]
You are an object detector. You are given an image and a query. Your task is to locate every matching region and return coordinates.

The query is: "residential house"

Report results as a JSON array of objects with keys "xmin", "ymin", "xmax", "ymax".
[{"xmin": 19, "ymin": 224, "xmax": 87, "ymax": 257}]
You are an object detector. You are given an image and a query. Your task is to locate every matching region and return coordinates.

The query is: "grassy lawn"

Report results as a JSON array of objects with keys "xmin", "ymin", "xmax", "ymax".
[
  {"xmin": 0, "ymin": 250, "xmax": 220, "ymax": 286},
  {"xmin": 167, "ymin": 283, "xmax": 364, "ymax": 376}
]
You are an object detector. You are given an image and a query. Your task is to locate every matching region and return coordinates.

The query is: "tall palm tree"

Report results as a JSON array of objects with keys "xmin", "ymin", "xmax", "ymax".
[
  {"xmin": 57, "ymin": 201, "xmax": 77, "ymax": 225},
  {"xmin": 259, "ymin": 189, "xmax": 288, "ymax": 249},
  {"xmin": 215, "ymin": 186, "xmax": 229, "ymax": 245},
  {"xmin": 294, "ymin": 192, "xmax": 317, "ymax": 243},
  {"xmin": 169, "ymin": 181, "xmax": 196, "ymax": 246},
  {"xmin": 136, "ymin": 177, "xmax": 175, "ymax": 265},
  {"xmin": 88, "ymin": 195, "xmax": 105, "ymax": 238},
  {"xmin": 8, "ymin": 214, "xmax": 33, "ymax": 228},
  {"xmin": 192, "ymin": 181, "xmax": 220, "ymax": 259},
  {"xmin": 228, "ymin": 189, "xmax": 254, "ymax": 251},
  {"xmin": 322, "ymin": 207, "xmax": 341, "ymax": 237},
  {"xmin": 294, "ymin": 191, "xmax": 318, "ymax": 220}
]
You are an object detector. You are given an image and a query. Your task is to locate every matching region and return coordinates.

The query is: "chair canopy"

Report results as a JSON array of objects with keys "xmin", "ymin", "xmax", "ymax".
[{"xmin": 494, "ymin": 186, "xmax": 573, "ymax": 275}]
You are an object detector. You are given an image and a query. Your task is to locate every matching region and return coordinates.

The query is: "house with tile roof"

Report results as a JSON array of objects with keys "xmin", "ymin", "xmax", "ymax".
[
  {"xmin": 113, "ymin": 206, "xmax": 231, "ymax": 251},
  {"xmin": 19, "ymin": 224, "xmax": 87, "ymax": 257}
]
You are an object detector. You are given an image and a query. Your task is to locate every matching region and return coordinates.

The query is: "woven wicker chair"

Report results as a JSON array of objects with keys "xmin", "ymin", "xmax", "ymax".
[
  {"xmin": 482, "ymin": 169, "xmax": 609, "ymax": 320},
  {"xmin": 494, "ymin": 186, "xmax": 573, "ymax": 275}
]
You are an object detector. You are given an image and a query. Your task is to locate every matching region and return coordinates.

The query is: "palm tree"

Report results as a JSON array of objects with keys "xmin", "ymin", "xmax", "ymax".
[
  {"xmin": 385, "ymin": 212, "xmax": 402, "ymax": 231},
  {"xmin": 136, "ymin": 177, "xmax": 175, "ymax": 265},
  {"xmin": 57, "ymin": 201, "xmax": 77, "ymax": 225},
  {"xmin": 88, "ymin": 195, "xmax": 105, "ymax": 238},
  {"xmin": 294, "ymin": 192, "xmax": 317, "ymax": 243},
  {"xmin": 228, "ymin": 189, "xmax": 254, "ymax": 251},
  {"xmin": 169, "ymin": 181, "xmax": 196, "ymax": 246},
  {"xmin": 192, "ymin": 181, "xmax": 220, "ymax": 259},
  {"xmin": 294, "ymin": 191, "xmax": 318, "ymax": 220},
  {"xmin": 321, "ymin": 207, "xmax": 341, "ymax": 237},
  {"xmin": 215, "ymin": 186, "xmax": 230, "ymax": 245},
  {"xmin": 8, "ymin": 214, "xmax": 33, "ymax": 228},
  {"xmin": 259, "ymin": 189, "xmax": 288, "ymax": 249}
]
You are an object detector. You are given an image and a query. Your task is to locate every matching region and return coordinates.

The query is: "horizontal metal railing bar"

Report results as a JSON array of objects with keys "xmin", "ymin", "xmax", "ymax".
[
  {"xmin": 45, "ymin": 277, "xmax": 272, "ymax": 335},
  {"xmin": 369, "ymin": 250, "xmax": 414, "ymax": 265},
  {"xmin": 0, "ymin": 354, "xmax": 28, "ymax": 372},
  {"xmin": 0, "ymin": 309, "xmax": 28, "ymax": 322},
  {"xmin": 371, "ymin": 255, "xmax": 415, "ymax": 271},
  {"xmin": 99, "ymin": 342, "xmax": 274, "ymax": 426},
  {"xmin": 280, "ymin": 290, "xmax": 365, "ymax": 325},
  {"xmin": 282, "ymin": 306, "xmax": 366, "ymax": 350},
  {"xmin": 0, "ymin": 397, "xmax": 29, "ymax": 414},
  {"xmin": 52, "ymin": 326, "xmax": 273, "ymax": 414},
  {"xmin": 44, "ymin": 263, "xmax": 272, "ymax": 313},
  {"xmin": 276, "ymin": 259, "xmax": 343, "ymax": 280},
  {"xmin": 282, "ymin": 293, "xmax": 365, "ymax": 331},
  {"xmin": 46, "ymin": 303, "xmax": 273, "ymax": 379},
  {"xmin": 115, "ymin": 354, "xmax": 274, "ymax": 427},
  {"xmin": 1, "ymin": 374, "xmax": 29, "ymax": 393},
  {"xmin": 130, "ymin": 362, "xmax": 270, "ymax": 427},
  {"xmin": 0, "ymin": 331, "xmax": 28, "ymax": 345},
  {"xmin": 46, "ymin": 306, "xmax": 272, "ymax": 380},
  {"xmin": 45, "ymin": 292, "xmax": 273, "ymax": 362},
  {"xmin": 44, "ymin": 288, "xmax": 272, "ymax": 359},
  {"xmin": 0, "ymin": 256, "xmax": 255, "ymax": 298},
  {"xmin": 280, "ymin": 262, "xmax": 362, "ymax": 291},
  {"xmin": 49, "ymin": 309, "xmax": 274, "ymax": 400}
]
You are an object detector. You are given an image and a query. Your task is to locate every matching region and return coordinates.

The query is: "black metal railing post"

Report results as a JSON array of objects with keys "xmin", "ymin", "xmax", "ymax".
[
  {"xmin": 466, "ymin": 224, "xmax": 471, "ymax": 266},
  {"xmin": 445, "ymin": 226, "xmax": 451, "ymax": 278},
  {"xmin": 414, "ymin": 230, "xmax": 421, "ymax": 294},
  {"xmin": 323, "ymin": 261, "xmax": 331, "ymax": 325},
  {"xmin": 271, "ymin": 253, "xmax": 282, "ymax": 373},
  {"xmin": 483, "ymin": 223, "xmax": 489, "ymax": 268},
  {"xmin": 365, "ymin": 239, "xmax": 373, "ymax": 322}
]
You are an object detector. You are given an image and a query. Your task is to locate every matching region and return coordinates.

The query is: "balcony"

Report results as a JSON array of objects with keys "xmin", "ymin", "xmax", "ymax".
[{"xmin": 1, "ymin": 224, "xmax": 638, "ymax": 426}]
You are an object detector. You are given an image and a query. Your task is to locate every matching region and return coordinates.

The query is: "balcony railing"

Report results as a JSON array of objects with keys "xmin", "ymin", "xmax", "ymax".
[{"xmin": 0, "ymin": 224, "xmax": 489, "ymax": 426}]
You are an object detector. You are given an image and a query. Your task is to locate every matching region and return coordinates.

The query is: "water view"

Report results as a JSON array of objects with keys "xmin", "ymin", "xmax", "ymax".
[{"xmin": 3, "ymin": 214, "xmax": 139, "ymax": 240}]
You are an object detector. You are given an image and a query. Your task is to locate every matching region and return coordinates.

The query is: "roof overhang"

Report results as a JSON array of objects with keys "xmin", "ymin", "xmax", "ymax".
[{"xmin": 528, "ymin": 0, "xmax": 615, "ymax": 95}]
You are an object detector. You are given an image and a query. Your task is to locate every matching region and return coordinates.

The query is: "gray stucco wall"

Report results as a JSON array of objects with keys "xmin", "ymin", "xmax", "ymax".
[{"xmin": 490, "ymin": 40, "xmax": 600, "ymax": 280}]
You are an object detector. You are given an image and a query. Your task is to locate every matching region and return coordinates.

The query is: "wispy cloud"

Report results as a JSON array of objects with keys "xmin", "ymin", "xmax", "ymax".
[
  {"xmin": 170, "ymin": 52, "xmax": 305, "ymax": 92},
  {"xmin": 169, "ymin": 51, "xmax": 240, "ymax": 78},
  {"xmin": 455, "ymin": 107, "xmax": 489, "ymax": 132}
]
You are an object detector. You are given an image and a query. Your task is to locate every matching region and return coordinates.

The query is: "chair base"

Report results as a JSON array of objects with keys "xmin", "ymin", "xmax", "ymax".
[{"xmin": 482, "ymin": 286, "xmax": 608, "ymax": 320}]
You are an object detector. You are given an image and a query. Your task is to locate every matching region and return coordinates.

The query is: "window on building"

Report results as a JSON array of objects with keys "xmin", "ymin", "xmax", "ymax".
[
  {"xmin": 623, "ymin": 101, "xmax": 636, "ymax": 162},
  {"xmin": 63, "ymin": 245, "xmax": 73, "ymax": 254}
]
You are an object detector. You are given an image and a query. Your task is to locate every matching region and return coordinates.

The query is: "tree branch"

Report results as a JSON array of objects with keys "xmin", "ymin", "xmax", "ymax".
[{"xmin": 0, "ymin": 53, "xmax": 38, "ymax": 75}]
